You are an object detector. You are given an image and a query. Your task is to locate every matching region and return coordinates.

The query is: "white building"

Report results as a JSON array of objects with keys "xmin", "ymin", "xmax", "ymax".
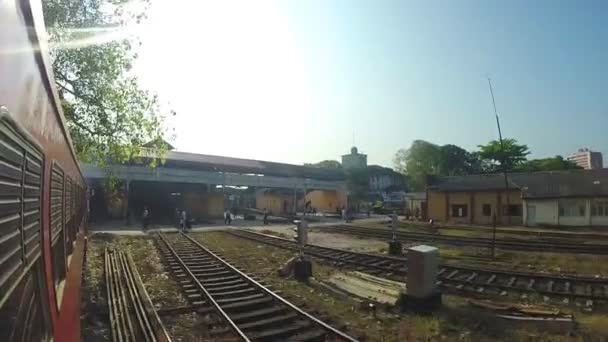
[
  {"xmin": 522, "ymin": 169, "xmax": 608, "ymax": 227},
  {"xmin": 567, "ymin": 148, "xmax": 603, "ymax": 170}
]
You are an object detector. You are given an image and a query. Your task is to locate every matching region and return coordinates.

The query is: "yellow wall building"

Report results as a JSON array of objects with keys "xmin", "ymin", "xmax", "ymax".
[
  {"xmin": 427, "ymin": 174, "xmax": 523, "ymax": 225},
  {"xmin": 183, "ymin": 192, "xmax": 224, "ymax": 219},
  {"xmin": 304, "ymin": 190, "xmax": 346, "ymax": 212},
  {"xmin": 255, "ymin": 192, "xmax": 294, "ymax": 215}
]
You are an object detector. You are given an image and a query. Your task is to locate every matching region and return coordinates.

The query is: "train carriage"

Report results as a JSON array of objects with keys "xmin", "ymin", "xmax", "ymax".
[{"xmin": 1, "ymin": 0, "xmax": 87, "ymax": 341}]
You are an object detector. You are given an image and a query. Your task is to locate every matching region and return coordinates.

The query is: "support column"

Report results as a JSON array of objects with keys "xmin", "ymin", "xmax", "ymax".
[
  {"xmin": 587, "ymin": 199, "xmax": 592, "ymax": 226},
  {"xmin": 469, "ymin": 192, "xmax": 474, "ymax": 224}
]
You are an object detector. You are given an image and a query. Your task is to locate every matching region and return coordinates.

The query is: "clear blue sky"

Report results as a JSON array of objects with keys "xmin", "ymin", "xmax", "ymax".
[{"xmin": 136, "ymin": 0, "xmax": 607, "ymax": 167}]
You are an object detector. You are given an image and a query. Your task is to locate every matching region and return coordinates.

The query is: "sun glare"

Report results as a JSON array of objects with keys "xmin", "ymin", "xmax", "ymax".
[{"xmin": 135, "ymin": 1, "xmax": 316, "ymax": 158}]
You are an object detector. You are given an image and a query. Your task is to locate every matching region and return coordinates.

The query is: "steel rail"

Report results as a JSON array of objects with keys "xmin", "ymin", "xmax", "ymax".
[
  {"xmin": 181, "ymin": 232, "xmax": 359, "ymax": 342},
  {"xmin": 323, "ymin": 225, "xmax": 608, "ymax": 254},
  {"xmin": 226, "ymin": 230, "xmax": 608, "ymax": 303},
  {"xmin": 157, "ymin": 232, "xmax": 249, "ymax": 341}
]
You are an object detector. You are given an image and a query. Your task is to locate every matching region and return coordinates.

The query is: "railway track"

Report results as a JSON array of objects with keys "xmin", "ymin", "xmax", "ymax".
[
  {"xmin": 407, "ymin": 223, "xmax": 608, "ymax": 241},
  {"xmin": 320, "ymin": 224, "xmax": 608, "ymax": 255},
  {"xmin": 105, "ymin": 248, "xmax": 172, "ymax": 342},
  {"xmin": 227, "ymin": 230, "xmax": 608, "ymax": 308},
  {"xmin": 156, "ymin": 232, "xmax": 358, "ymax": 341}
]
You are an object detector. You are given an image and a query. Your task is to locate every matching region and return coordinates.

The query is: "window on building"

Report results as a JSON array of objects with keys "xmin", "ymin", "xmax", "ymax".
[
  {"xmin": 558, "ymin": 200, "xmax": 586, "ymax": 217},
  {"xmin": 591, "ymin": 200, "xmax": 608, "ymax": 216},
  {"xmin": 502, "ymin": 205, "xmax": 522, "ymax": 216},
  {"xmin": 482, "ymin": 204, "xmax": 492, "ymax": 216},
  {"xmin": 451, "ymin": 205, "xmax": 467, "ymax": 217}
]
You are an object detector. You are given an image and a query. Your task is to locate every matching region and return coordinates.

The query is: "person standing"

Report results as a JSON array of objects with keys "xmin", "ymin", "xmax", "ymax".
[
  {"xmin": 181, "ymin": 210, "xmax": 187, "ymax": 232},
  {"xmin": 263, "ymin": 208, "xmax": 269, "ymax": 225},
  {"xmin": 142, "ymin": 206, "xmax": 150, "ymax": 230},
  {"xmin": 224, "ymin": 209, "xmax": 232, "ymax": 225}
]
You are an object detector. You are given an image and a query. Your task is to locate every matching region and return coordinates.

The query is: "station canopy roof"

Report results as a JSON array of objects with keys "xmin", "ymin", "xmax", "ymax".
[
  {"xmin": 135, "ymin": 149, "xmax": 346, "ymax": 181},
  {"xmin": 427, "ymin": 169, "xmax": 608, "ymax": 198}
]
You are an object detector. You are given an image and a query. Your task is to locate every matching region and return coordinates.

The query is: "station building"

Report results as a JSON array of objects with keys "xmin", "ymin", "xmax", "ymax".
[
  {"xmin": 83, "ymin": 148, "xmax": 347, "ymax": 225},
  {"xmin": 426, "ymin": 169, "xmax": 608, "ymax": 227}
]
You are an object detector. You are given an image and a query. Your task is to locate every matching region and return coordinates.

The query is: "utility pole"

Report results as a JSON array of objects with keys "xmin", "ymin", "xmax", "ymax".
[{"xmin": 487, "ymin": 78, "xmax": 509, "ymax": 258}]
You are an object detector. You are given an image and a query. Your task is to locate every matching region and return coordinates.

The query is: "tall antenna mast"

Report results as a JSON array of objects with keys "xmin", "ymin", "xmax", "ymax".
[{"xmin": 487, "ymin": 77, "xmax": 510, "ymax": 258}]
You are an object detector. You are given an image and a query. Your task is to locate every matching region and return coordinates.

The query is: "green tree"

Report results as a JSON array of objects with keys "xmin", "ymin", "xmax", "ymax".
[
  {"xmin": 393, "ymin": 140, "xmax": 441, "ymax": 190},
  {"xmin": 477, "ymin": 138, "xmax": 530, "ymax": 172},
  {"xmin": 515, "ymin": 155, "xmax": 581, "ymax": 172},
  {"xmin": 394, "ymin": 140, "xmax": 486, "ymax": 190},
  {"xmin": 43, "ymin": 0, "xmax": 172, "ymax": 167},
  {"xmin": 438, "ymin": 144, "xmax": 486, "ymax": 176}
]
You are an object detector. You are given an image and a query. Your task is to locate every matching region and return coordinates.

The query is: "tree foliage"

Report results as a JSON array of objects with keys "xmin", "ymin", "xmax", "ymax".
[
  {"xmin": 515, "ymin": 156, "xmax": 581, "ymax": 172},
  {"xmin": 477, "ymin": 138, "xmax": 530, "ymax": 172},
  {"xmin": 394, "ymin": 140, "xmax": 483, "ymax": 190},
  {"xmin": 393, "ymin": 140, "xmax": 440, "ymax": 190},
  {"xmin": 394, "ymin": 138, "xmax": 580, "ymax": 190},
  {"xmin": 43, "ymin": 0, "xmax": 171, "ymax": 167}
]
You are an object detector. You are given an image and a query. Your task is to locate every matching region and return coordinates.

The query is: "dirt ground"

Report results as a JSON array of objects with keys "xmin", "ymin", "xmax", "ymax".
[
  {"xmin": 191, "ymin": 231, "xmax": 607, "ymax": 341},
  {"xmin": 251, "ymin": 224, "xmax": 390, "ymax": 253}
]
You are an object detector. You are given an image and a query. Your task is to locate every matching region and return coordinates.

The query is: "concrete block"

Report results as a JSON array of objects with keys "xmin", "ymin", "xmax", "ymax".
[{"xmin": 406, "ymin": 245, "xmax": 439, "ymax": 298}]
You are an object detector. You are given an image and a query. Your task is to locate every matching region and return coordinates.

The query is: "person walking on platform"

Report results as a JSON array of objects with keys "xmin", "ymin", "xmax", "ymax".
[
  {"xmin": 263, "ymin": 208, "xmax": 269, "ymax": 225},
  {"xmin": 142, "ymin": 206, "xmax": 150, "ymax": 230}
]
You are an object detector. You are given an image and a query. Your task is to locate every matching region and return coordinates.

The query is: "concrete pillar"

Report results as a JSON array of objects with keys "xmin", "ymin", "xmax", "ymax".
[
  {"xmin": 587, "ymin": 199, "xmax": 592, "ymax": 226},
  {"xmin": 469, "ymin": 192, "xmax": 474, "ymax": 224},
  {"xmin": 400, "ymin": 245, "xmax": 441, "ymax": 312}
]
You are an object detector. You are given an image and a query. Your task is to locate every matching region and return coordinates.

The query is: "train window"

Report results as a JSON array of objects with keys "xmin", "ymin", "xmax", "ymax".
[
  {"xmin": 65, "ymin": 176, "xmax": 73, "ymax": 258},
  {"xmin": 0, "ymin": 112, "xmax": 50, "ymax": 340},
  {"xmin": 50, "ymin": 162, "xmax": 66, "ymax": 303},
  {"xmin": 0, "ymin": 260, "xmax": 52, "ymax": 342}
]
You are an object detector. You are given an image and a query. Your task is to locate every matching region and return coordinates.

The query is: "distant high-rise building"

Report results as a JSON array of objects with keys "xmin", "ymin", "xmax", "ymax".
[
  {"xmin": 341, "ymin": 146, "xmax": 367, "ymax": 169},
  {"xmin": 567, "ymin": 148, "xmax": 603, "ymax": 169}
]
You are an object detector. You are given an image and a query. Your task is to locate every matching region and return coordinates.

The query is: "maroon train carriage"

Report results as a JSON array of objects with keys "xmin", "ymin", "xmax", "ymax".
[{"xmin": 1, "ymin": 1, "xmax": 87, "ymax": 341}]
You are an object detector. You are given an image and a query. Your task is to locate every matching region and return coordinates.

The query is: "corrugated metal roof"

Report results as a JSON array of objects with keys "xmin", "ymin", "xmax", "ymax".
[
  {"xmin": 137, "ymin": 149, "xmax": 346, "ymax": 181},
  {"xmin": 427, "ymin": 169, "xmax": 608, "ymax": 198}
]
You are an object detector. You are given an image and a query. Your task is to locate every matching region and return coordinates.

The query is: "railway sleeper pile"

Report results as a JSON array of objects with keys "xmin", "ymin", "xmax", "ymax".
[
  {"xmin": 155, "ymin": 232, "xmax": 358, "ymax": 341},
  {"xmin": 227, "ymin": 230, "xmax": 608, "ymax": 310},
  {"xmin": 105, "ymin": 248, "xmax": 172, "ymax": 342}
]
